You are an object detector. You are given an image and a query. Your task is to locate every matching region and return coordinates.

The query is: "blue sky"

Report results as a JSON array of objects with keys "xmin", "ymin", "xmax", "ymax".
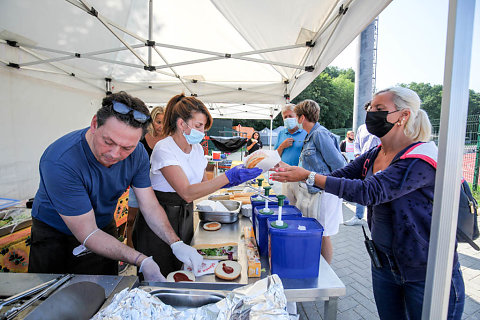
[{"xmin": 331, "ymin": 0, "xmax": 480, "ymax": 92}]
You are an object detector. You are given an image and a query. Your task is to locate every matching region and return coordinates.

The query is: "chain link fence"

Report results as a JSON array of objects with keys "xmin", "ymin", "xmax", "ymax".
[
  {"xmin": 331, "ymin": 114, "xmax": 480, "ymax": 190},
  {"xmin": 431, "ymin": 115, "xmax": 480, "ymax": 189}
]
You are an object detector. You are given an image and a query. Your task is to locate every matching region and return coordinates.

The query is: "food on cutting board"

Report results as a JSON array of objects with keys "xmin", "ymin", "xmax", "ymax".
[
  {"xmin": 194, "ymin": 242, "xmax": 238, "ymax": 260},
  {"xmin": 0, "ymin": 217, "xmax": 12, "ymax": 227},
  {"xmin": 203, "ymin": 221, "xmax": 221, "ymax": 231},
  {"xmin": 245, "ymin": 152, "xmax": 266, "ymax": 169},
  {"xmin": 214, "ymin": 260, "xmax": 241, "ymax": 280},
  {"xmin": 166, "ymin": 270, "xmax": 195, "ymax": 282}
]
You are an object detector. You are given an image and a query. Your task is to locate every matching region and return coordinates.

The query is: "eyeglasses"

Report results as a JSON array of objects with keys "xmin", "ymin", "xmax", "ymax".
[
  {"xmin": 366, "ymin": 103, "xmax": 400, "ymax": 114},
  {"xmin": 112, "ymin": 101, "xmax": 150, "ymax": 123}
]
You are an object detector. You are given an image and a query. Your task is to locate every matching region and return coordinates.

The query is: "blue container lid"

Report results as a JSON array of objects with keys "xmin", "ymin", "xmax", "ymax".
[
  {"xmin": 268, "ymin": 217, "xmax": 324, "ymax": 236},
  {"xmin": 255, "ymin": 205, "xmax": 301, "ymax": 216},
  {"xmin": 250, "ymin": 195, "xmax": 289, "ymax": 205}
]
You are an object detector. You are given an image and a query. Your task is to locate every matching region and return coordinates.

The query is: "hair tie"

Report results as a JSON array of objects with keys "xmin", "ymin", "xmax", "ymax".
[{"xmin": 176, "ymin": 94, "xmax": 185, "ymax": 103}]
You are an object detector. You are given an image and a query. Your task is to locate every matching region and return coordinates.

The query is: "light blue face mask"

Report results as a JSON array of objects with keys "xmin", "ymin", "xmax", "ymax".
[
  {"xmin": 183, "ymin": 122, "xmax": 205, "ymax": 144},
  {"xmin": 297, "ymin": 117, "xmax": 303, "ymax": 130},
  {"xmin": 284, "ymin": 117, "xmax": 298, "ymax": 130}
]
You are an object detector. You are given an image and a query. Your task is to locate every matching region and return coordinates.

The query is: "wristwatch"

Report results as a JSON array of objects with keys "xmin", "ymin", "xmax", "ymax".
[{"xmin": 305, "ymin": 171, "xmax": 317, "ymax": 186}]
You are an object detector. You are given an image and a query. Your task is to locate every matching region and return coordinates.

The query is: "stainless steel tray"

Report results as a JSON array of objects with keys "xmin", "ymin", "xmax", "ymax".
[
  {"xmin": 197, "ymin": 200, "xmax": 241, "ymax": 223},
  {"xmin": 146, "ymin": 288, "xmax": 225, "ymax": 310}
]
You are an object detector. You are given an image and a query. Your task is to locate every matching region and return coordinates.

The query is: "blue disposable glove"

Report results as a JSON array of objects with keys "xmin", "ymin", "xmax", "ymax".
[{"xmin": 224, "ymin": 165, "xmax": 262, "ymax": 188}]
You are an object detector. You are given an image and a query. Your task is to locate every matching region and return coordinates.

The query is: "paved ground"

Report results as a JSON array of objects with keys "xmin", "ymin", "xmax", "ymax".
[{"xmin": 298, "ymin": 202, "xmax": 480, "ymax": 320}]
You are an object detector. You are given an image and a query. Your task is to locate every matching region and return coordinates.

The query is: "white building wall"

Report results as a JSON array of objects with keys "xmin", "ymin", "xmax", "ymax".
[{"xmin": 0, "ymin": 68, "xmax": 102, "ymax": 199}]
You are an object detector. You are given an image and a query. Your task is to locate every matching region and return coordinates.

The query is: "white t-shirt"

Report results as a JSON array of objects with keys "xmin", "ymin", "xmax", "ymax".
[{"xmin": 150, "ymin": 136, "xmax": 207, "ymax": 192}]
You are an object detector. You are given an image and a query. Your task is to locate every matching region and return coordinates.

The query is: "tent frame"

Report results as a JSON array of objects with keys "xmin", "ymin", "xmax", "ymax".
[
  {"xmin": 422, "ymin": 0, "xmax": 476, "ymax": 319},
  {"xmin": 1, "ymin": 0, "xmax": 371, "ymax": 111}
]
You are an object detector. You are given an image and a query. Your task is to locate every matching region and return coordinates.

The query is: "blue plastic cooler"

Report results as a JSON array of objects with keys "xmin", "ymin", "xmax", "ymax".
[
  {"xmin": 254, "ymin": 205, "xmax": 301, "ymax": 256},
  {"xmin": 250, "ymin": 195, "xmax": 289, "ymax": 237},
  {"xmin": 268, "ymin": 217, "xmax": 324, "ymax": 278}
]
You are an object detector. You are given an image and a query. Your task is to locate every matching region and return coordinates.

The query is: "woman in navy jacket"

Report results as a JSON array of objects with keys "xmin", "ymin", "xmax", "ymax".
[{"xmin": 272, "ymin": 87, "xmax": 465, "ymax": 320}]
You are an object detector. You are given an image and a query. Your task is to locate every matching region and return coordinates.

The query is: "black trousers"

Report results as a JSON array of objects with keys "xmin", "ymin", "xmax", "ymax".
[
  {"xmin": 133, "ymin": 191, "xmax": 193, "ymax": 277},
  {"xmin": 28, "ymin": 218, "xmax": 118, "ymax": 275}
]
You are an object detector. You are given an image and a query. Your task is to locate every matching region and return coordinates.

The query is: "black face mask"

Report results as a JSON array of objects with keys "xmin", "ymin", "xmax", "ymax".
[{"xmin": 365, "ymin": 111, "xmax": 399, "ymax": 138}]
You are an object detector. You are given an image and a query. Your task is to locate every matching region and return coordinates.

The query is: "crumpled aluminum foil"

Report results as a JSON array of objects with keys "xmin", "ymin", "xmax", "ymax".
[{"xmin": 91, "ymin": 275, "xmax": 290, "ymax": 320}]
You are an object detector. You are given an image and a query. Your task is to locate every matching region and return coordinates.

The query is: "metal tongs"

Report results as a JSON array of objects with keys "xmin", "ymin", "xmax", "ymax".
[{"xmin": 0, "ymin": 274, "xmax": 73, "ymax": 320}]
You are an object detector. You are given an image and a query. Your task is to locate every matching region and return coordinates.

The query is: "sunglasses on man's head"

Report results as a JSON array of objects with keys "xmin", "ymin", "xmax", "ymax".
[{"xmin": 112, "ymin": 101, "xmax": 150, "ymax": 123}]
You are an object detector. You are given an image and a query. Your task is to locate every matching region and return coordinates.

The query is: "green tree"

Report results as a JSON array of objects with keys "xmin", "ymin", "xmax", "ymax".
[
  {"xmin": 292, "ymin": 68, "xmax": 355, "ymax": 129},
  {"xmin": 400, "ymin": 82, "xmax": 480, "ymax": 119},
  {"xmin": 400, "ymin": 82, "xmax": 443, "ymax": 119},
  {"xmin": 324, "ymin": 66, "xmax": 355, "ymax": 82},
  {"xmin": 232, "ymin": 67, "xmax": 356, "ymax": 130}
]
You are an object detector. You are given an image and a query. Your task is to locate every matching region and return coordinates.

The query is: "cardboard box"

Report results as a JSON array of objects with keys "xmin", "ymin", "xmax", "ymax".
[{"xmin": 244, "ymin": 226, "xmax": 261, "ymax": 277}]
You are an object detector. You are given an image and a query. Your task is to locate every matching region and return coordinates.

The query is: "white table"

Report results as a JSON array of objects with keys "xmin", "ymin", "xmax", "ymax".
[{"xmin": 189, "ymin": 215, "xmax": 346, "ymax": 320}]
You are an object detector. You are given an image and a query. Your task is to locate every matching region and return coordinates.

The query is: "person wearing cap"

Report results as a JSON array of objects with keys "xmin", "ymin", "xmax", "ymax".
[{"xmin": 28, "ymin": 92, "xmax": 203, "ymax": 281}]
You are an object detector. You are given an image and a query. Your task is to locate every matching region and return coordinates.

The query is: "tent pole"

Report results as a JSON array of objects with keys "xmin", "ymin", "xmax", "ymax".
[
  {"xmin": 148, "ymin": 0, "xmax": 153, "ymax": 66},
  {"xmin": 152, "ymin": 43, "xmax": 305, "ymax": 69},
  {"xmin": 422, "ymin": 0, "xmax": 475, "ymax": 319},
  {"xmin": 152, "ymin": 42, "xmax": 306, "ymax": 70},
  {"xmin": 269, "ymin": 112, "xmax": 273, "ymax": 150}
]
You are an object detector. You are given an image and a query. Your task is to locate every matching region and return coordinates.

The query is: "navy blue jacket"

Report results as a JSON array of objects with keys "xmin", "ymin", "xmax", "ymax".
[{"xmin": 324, "ymin": 142, "xmax": 458, "ymax": 281}]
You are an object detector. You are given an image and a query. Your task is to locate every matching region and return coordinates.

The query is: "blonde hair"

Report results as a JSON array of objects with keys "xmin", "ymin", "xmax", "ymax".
[
  {"xmin": 281, "ymin": 103, "xmax": 296, "ymax": 114},
  {"xmin": 148, "ymin": 106, "xmax": 165, "ymax": 134},
  {"xmin": 375, "ymin": 87, "xmax": 432, "ymax": 142}
]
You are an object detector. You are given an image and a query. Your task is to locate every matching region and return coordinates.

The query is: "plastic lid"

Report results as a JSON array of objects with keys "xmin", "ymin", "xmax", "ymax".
[
  {"xmin": 270, "ymin": 221, "xmax": 288, "ymax": 229},
  {"xmin": 269, "ymin": 218, "xmax": 324, "ymax": 235},
  {"xmin": 263, "ymin": 185, "xmax": 271, "ymax": 196},
  {"xmin": 259, "ymin": 208, "xmax": 273, "ymax": 215},
  {"xmin": 257, "ymin": 178, "xmax": 264, "ymax": 187},
  {"xmin": 256, "ymin": 205, "xmax": 301, "ymax": 216},
  {"xmin": 276, "ymin": 194, "xmax": 286, "ymax": 206}
]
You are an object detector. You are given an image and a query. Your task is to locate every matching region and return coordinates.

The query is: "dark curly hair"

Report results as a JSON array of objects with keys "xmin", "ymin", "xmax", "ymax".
[{"xmin": 97, "ymin": 91, "xmax": 151, "ymax": 136}]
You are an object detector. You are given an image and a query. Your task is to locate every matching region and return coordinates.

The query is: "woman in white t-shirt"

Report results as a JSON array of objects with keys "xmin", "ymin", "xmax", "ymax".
[{"xmin": 133, "ymin": 94, "xmax": 261, "ymax": 276}]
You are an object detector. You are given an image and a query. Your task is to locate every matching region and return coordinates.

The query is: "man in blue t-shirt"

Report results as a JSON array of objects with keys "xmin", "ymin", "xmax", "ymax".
[
  {"xmin": 274, "ymin": 104, "xmax": 307, "ymax": 197},
  {"xmin": 274, "ymin": 104, "xmax": 307, "ymax": 166},
  {"xmin": 29, "ymin": 92, "xmax": 203, "ymax": 281}
]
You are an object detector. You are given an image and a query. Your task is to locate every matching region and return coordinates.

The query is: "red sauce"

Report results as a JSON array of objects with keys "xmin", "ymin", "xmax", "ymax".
[
  {"xmin": 207, "ymin": 222, "xmax": 219, "ymax": 228},
  {"xmin": 173, "ymin": 272, "xmax": 193, "ymax": 282},
  {"xmin": 222, "ymin": 263, "xmax": 234, "ymax": 274}
]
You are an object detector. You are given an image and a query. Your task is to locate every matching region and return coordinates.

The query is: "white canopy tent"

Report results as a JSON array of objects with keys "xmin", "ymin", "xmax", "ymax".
[
  {"xmin": 0, "ymin": 1, "xmax": 476, "ymax": 319},
  {"xmin": 0, "ymin": 0, "xmax": 391, "ymax": 114},
  {"xmin": 0, "ymin": 0, "xmax": 391, "ymax": 199}
]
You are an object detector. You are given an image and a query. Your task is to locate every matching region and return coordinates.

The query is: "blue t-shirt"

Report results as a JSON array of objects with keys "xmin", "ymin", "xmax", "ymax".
[
  {"xmin": 32, "ymin": 128, "xmax": 151, "ymax": 235},
  {"xmin": 274, "ymin": 128, "xmax": 307, "ymax": 166}
]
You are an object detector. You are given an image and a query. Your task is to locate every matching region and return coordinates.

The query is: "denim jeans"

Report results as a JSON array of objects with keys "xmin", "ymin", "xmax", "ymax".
[
  {"xmin": 371, "ymin": 251, "xmax": 465, "ymax": 320},
  {"xmin": 355, "ymin": 203, "xmax": 365, "ymax": 219}
]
